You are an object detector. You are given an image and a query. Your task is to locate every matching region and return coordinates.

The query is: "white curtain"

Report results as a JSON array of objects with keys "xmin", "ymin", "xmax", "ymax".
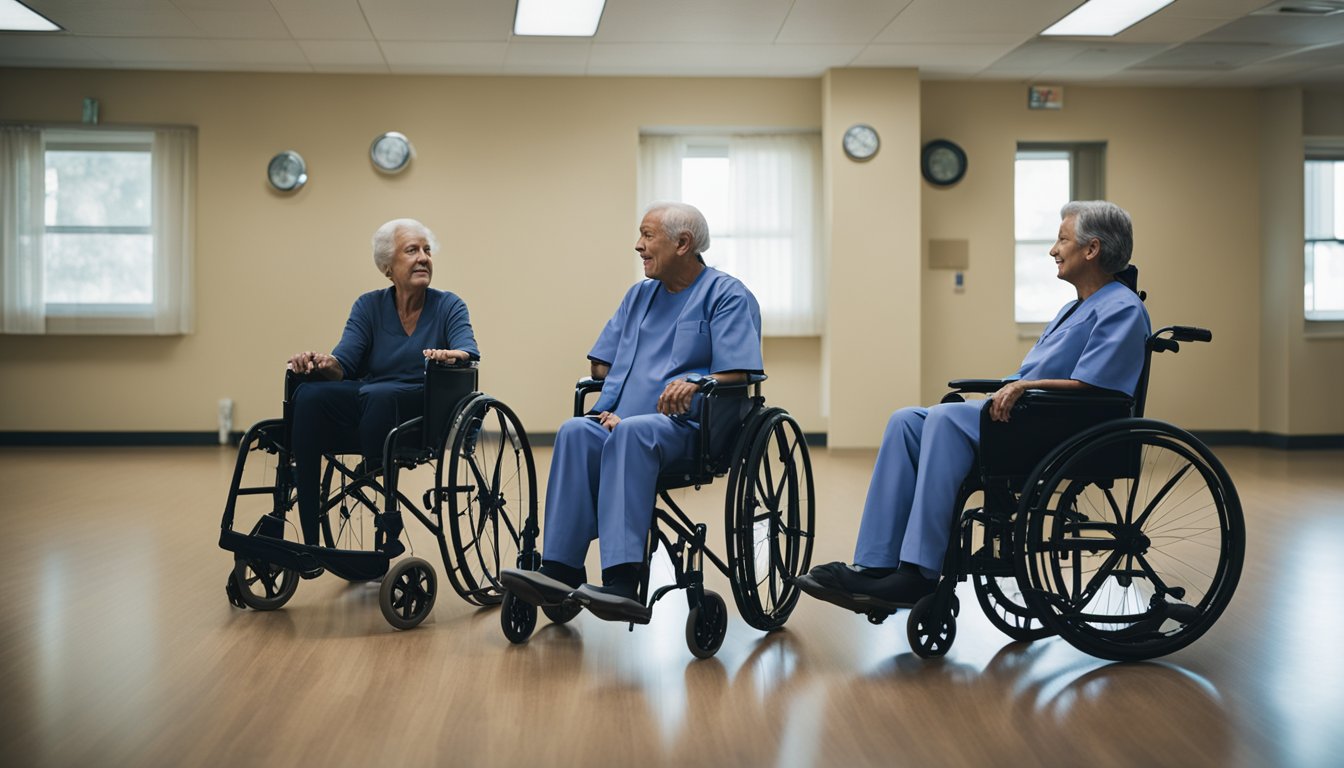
[
  {"xmin": 727, "ymin": 133, "xmax": 822, "ymax": 336},
  {"xmin": 0, "ymin": 124, "xmax": 46, "ymax": 334},
  {"xmin": 637, "ymin": 134, "xmax": 682, "ymax": 218},
  {"xmin": 152, "ymin": 127, "xmax": 195, "ymax": 334}
]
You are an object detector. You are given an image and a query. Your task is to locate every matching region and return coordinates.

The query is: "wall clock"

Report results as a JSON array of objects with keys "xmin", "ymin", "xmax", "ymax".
[
  {"xmin": 921, "ymin": 139, "xmax": 967, "ymax": 186},
  {"xmin": 266, "ymin": 150, "xmax": 307, "ymax": 192},
  {"xmin": 842, "ymin": 123, "xmax": 880, "ymax": 162},
  {"xmin": 370, "ymin": 131, "xmax": 413, "ymax": 174}
]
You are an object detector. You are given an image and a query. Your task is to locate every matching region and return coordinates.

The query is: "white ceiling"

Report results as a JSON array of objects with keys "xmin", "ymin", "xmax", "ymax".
[{"xmin": 1, "ymin": 0, "xmax": 1342, "ymax": 86}]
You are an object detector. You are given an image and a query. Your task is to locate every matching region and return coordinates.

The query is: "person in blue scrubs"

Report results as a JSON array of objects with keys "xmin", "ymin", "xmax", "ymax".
[
  {"xmin": 797, "ymin": 201, "xmax": 1151, "ymax": 613},
  {"xmin": 286, "ymin": 218, "xmax": 479, "ymax": 552},
  {"xmin": 501, "ymin": 202, "xmax": 763, "ymax": 623}
]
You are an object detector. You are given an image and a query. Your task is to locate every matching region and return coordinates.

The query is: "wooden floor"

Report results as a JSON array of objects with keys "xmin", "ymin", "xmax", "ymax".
[{"xmin": 1, "ymin": 443, "xmax": 1341, "ymax": 767}]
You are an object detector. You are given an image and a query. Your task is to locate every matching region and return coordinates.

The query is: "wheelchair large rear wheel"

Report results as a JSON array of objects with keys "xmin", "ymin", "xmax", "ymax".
[
  {"xmin": 1015, "ymin": 419, "xmax": 1243, "ymax": 661},
  {"xmin": 725, "ymin": 409, "xmax": 815, "ymax": 631},
  {"xmin": 438, "ymin": 396, "xmax": 537, "ymax": 607}
]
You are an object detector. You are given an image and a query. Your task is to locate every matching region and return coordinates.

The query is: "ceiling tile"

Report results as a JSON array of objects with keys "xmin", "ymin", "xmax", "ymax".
[
  {"xmin": 1164, "ymin": 0, "xmax": 1275, "ymax": 20},
  {"xmin": 82, "ymin": 35, "xmax": 228, "ymax": 63},
  {"xmin": 588, "ymin": 42, "xmax": 861, "ymax": 76},
  {"xmin": 0, "ymin": 33, "xmax": 108, "ymax": 63},
  {"xmin": 1130, "ymin": 42, "xmax": 1305, "ymax": 70},
  {"xmin": 48, "ymin": 9, "xmax": 200, "ymax": 36},
  {"xmin": 1196, "ymin": 15, "xmax": 1344, "ymax": 46},
  {"xmin": 297, "ymin": 40, "xmax": 386, "ymax": 68},
  {"xmin": 359, "ymin": 0, "xmax": 514, "ymax": 42},
  {"xmin": 503, "ymin": 40, "xmax": 591, "ymax": 71},
  {"xmin": 775, "ymin": 0, "xmax": 913, "ymax": 44},
  {"xmin": 381, "ymin": 41, "xmax": 509, "ymax": 72},
  {"xmin": 178, "ymin": 9, "xmax": 290, "ymax": 39},
  {"xmin": 1114, "ymin": 15, "xmax": 1230, "ymax": 44},
  {"xmin": 851, "ymin": 43, "xmax": 1010, "ymax": 69},
  {"xmin": 271, "ymin": 0, "xmax": 372, "ymax": 40},
  {"xmin": 213, "ymin": 39, "xmax": 309, "ymax": 66}
]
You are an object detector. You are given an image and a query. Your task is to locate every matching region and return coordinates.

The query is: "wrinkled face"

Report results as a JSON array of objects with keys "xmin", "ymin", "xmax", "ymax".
[
  {"xmin": 635, "ymin": 211, "xmax": 688, "ymax": 281},
  {"xmin": 1050, "ymin": 214, "xmax": 1093, "ymax": 284},
  {"xmin": 387, "ymin": 227, "xmax": 433, "ymax": 291}
]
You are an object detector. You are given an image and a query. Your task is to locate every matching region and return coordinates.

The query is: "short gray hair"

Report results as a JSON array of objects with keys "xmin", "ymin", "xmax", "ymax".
[
  {"xmin": 371, "ymin": 218, "xmax": 437, "ymax": 274},
  {"xmin": 645, "ymin": 201, "xmax": 710, "ymax": 259},
  {"xmin": 1061, "ymin": 200, "xmax": 1133, "ymax": 274}
]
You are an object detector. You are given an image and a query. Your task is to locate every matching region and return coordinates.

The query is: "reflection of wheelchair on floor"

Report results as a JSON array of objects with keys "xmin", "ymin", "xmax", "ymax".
[
  {"xmin": 500, "ymin": 375, "xmax": 815, "ymax": 658},
  {"xmin": 893, "ymin": 311, "xmax": 1244, "ymax": 662},
  {"xmin": 219, "ymin": 360, "xmax": 536, "ymax": 629}
]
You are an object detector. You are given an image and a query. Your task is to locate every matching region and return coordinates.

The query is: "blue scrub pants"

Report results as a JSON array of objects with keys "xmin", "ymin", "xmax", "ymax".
[
  {"xmin": 290, "ymin": 380, "xmax": 421, "ymax": 545},
  {"xmin": 542, "ymin": 414, "xmax": 698, "ymax": 571},
  {"xmin": 853, "ymin": 400, "xmax": 984, "ymax": 574}
]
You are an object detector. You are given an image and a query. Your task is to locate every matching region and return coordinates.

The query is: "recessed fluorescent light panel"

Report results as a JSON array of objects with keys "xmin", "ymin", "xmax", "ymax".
[
  {"xmin": 0, "ymin": 0, "xmax": 61, "ymax": 31},
  {"xmin": 514, "ymin": 0, "xmax": 606, "ymax": 37},
  {"xmin": 1041, "ymin": 0, "xmax": 1174, "ymax": 36}
]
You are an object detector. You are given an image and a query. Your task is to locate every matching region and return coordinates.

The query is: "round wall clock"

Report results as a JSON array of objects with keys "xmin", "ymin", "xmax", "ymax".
[
  {"xmin": 370, "ymin": 131, "xmax": 413, "ymax": 174},
  {"xmin": 842, "ymin": 123, "xmax": 880, "ymax": 162},
  {"xmin": 266, "ymin": 150, "xmax": 307, "ymax": 192},
  {"xmin": 921, "ymin": 139, "xmax": 967, "ymax": 186}
]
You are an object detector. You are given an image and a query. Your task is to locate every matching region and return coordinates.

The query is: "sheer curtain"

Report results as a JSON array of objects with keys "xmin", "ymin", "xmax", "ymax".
[
  {"xmin": 152, "ymin": 127, "xmax": 196, "ymax": 334},
  {"xmin": 727, "ymin": 134, "xmax": 822, "ymax": 336},
  {"xmin": 637, "ymin": 132, "xmax": 822, "ymax": 336},
  {"xmin": 0, "ymin": 124, "xmax": 46, "ymax": 334}
]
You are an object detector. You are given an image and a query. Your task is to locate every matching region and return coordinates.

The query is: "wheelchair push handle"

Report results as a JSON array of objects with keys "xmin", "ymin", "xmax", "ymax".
[{"xmin": 1149, "ymin": 325, "xmax": 1212, "ymax": 354}]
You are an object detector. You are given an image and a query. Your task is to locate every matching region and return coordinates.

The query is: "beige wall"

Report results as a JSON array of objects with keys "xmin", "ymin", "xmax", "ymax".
[{"xmin": 2, "ymin": 68, "xmax": 1341, "ymax": 441}]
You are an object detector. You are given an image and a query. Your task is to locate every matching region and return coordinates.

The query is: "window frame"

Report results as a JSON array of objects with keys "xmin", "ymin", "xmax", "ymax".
[
  {"xmin": 1014, "ymin": 142, "xmax": 1106, "ymax": 334},
  {"xmin": 42, "ymin": 129, "xmax": 156, "ymax": 321},
  {"xmin": 1304, "ymin": 140, "xmax": 1344, "ymax": 330}
]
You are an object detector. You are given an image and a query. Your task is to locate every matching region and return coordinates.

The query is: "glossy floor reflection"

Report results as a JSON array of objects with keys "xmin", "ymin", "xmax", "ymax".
[{"xmin": 0, "ymin": 445, "xmax": 1340, "ymax": 767}]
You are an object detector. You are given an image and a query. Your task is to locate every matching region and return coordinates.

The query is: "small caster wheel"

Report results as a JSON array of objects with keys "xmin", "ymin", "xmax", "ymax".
[
  {"xmin": 907, "ymin": 593, "xmax": 956, "ymax": 658},
  {"xmin": 501, "ymin": 590, "xmax": 538, "ymax": 644},
  {"xmin": 543, "ymin": 600, "xmax": 582, "ymax": 625},
  {"xmin": 231, "ymin": 557, "xmax": 298, "ymax": 611},
  {"xmin": 685, "ymin": 590, "xmax": 728, "ymax": 659},
  {"xmin": 380, "ymin": 557, "xmax": 437, "ymax": 630}
]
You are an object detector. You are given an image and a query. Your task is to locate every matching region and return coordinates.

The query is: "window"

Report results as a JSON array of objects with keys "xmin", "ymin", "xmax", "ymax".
[
  {"xmin": 1305, "ymin": 155, "xmax": 1344, "ymax": 322},
  {"xmin": 639, "ymin": 133, "xmax": 822, "ymax": 336},
  {"xmin": 1, "ymin": 124, "xmax": 195, "ymax": 334},
  {"xmin": 1014, "ymin": 142, "xmax": 1105, "ymax": 324}
]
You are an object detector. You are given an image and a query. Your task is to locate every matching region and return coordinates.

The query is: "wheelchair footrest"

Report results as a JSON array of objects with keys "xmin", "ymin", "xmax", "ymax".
[{"xmin": 219, "ymin": 530, "xmax": 391, "ymax": 582}]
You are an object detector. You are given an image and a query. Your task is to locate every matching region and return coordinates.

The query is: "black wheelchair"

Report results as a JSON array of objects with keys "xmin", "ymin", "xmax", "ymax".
[
  {"xmin": 499, "ymin": 375, "xmax": 816, "ymax": 658},
  {"xmin": 880, "ymin": 276, "xmax": 1243, "ymax": 662},
  {"xmin": 219, "ymin": 360, "xmax": 537, "ymax": 630}
]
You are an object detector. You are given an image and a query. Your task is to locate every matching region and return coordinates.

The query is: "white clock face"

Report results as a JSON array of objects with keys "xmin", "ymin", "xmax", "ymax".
[
  {"xmin": 267, "ymin": 151, "xmax": 307, "ymax": 191},
  {"xmin": 843, "ymin": 124, "xmax": 879, "ymax": 161},
  {"xmin": 370, "ymin": 132, "xmax": 412, "ymax": 173}
]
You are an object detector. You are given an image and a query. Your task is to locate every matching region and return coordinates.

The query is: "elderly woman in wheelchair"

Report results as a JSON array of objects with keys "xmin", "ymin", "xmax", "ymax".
[
  {"xmin": 221, "ymin": 218, "xmax": 538, "ymax": 630},
  {"xmin": 499, "ymin": 202, "xmax": 815, "ymax": 657},
  {"xmin": 799, "ymin": 200, "xmax": 1243, "ymax": 661}
]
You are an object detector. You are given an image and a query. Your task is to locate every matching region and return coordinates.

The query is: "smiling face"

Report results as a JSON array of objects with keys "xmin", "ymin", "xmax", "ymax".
[
  {"xmin": 635, "ymin": 210, "xmax": 690, "ymax": 282},
  {"xmin": 386, "ymin": 226, "xmax": 433, "ymax": 292},
  {"xmin": 1050, "ymin": 214, "xmax": 1098, "ymax": 285}
]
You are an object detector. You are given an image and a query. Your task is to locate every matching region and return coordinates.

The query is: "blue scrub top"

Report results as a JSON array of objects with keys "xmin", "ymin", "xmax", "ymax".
[
  {"xmin": 331, "ymin": 287, "xmax": 480, "ymax": 384},
  {"xmin": 588, "ymin": 266, "xmax": 763, "ymax": 416},
  {"xmin": 1011, "ymin": 280, "xmax": 1151, "ymax": 396}
]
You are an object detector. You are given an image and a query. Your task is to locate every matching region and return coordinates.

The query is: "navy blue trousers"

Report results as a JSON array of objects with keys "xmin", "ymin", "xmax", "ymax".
[{"xmin": 290, "ymin": 380, "xmax": 421, "ymax": 545}]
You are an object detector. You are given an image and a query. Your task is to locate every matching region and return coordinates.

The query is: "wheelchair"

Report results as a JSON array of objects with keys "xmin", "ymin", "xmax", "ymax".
[
  {"xmin": 499, "ymin": 375, "xmax": 816, "ymax": 658},
  {"xmin": 879, "ymin": 273, "xmax": 1244, "ymax": 662},
  {"xmin": 219, "ymin": 360, "xmax": 537, "ymax": 630}
]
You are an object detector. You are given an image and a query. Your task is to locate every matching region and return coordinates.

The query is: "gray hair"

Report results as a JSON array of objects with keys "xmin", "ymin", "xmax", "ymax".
[
  {"xmin": 371, "ymin": 218, "xmax": 437, "ymax": 274},
  {"xmin": 645, "ymin": 201, "xmax": 710, "ymax": 260},
  {"xmin": 1061, "ymin": 200, "xmax": 1133, "ymax": 274}
]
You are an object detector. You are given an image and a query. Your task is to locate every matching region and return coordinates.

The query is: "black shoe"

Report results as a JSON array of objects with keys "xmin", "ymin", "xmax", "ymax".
[
  {"xmin": 796, "ymin": 562, "xmax": 936, "ymax": 612},
  {"xmin": 571, "ymin": 583, "xmax": 652, "ymax": 624},
  {"xmin": 500, "ymin": 568, "xmax": 576, "ymax": 607}
]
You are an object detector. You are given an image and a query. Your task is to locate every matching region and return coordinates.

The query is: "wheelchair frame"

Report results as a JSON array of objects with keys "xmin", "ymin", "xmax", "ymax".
[
  {"xmin": 500, "ymin": 374, "xmax": 816, "ymax": 658},
  {"xmin": 219, "ymin": 360, "xmax": 538, "ymax": 630},
  {"xmin": 884, "ymin": 320, "xmax": 1245, "ymax": 662}
]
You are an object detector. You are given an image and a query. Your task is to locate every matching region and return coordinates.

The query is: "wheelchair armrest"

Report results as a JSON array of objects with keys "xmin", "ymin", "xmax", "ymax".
[
  {"xmin": 574, "ymin": 377, "xmax": 606, "ymax": 417},
  {"xmin": 942, "ymin": 378, "xmax": 1007, "ymax": 403},
  {"xmin": 979, "ymin": 389, "xmax": 1134, "ymax": 479}
]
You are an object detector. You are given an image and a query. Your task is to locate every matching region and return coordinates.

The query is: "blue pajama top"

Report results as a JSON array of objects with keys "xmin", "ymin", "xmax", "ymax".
[
  {"xmin": 331, "ymin": 287, "xmax": 480, "ymax": 384},
  {"xmin": 1010, "ymin": 280, "xmax": 1151, "ymax": 397},
  {"xmin": 588, "ymin": 267, "xmax": 763, "ymax": 418}
]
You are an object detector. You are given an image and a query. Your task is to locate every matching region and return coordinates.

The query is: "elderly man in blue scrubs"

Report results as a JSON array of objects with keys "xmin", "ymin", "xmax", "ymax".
[
  {"xmin": 287, "ymin": 218, "xmax": 479, "ymax": 556},
  {"xmin": 798, "ymin": 200, "xmax": 1151, "ymax": 612},
  {"xmin": 501, "ymin": 202, "xmax": 763, "ymax": 623}
]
